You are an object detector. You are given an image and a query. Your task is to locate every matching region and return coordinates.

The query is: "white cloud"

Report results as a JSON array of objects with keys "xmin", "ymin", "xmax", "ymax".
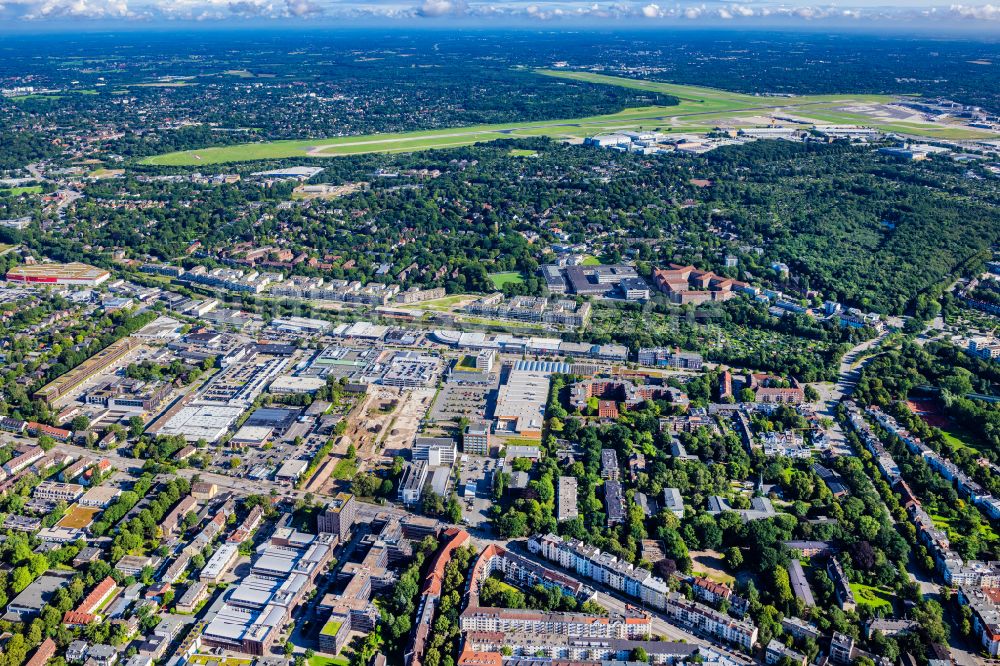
[
  {"xmin": 2, "ymin": 0, "xmax": 1000, "ymax": 22},
  {"xmin": 417, "ymin": 0, "xmax": 462, "ymax": 15},
  {"xmin": 683, "ymin": 4, "xmax": 702, "ymax": 18},
  {"xmin": 22, "ymin": 0, "xmax": 130, "ymax": 18},
  {"xmin": 948, "ymin": 2, "xmax": 1000, "ymax": 18}
]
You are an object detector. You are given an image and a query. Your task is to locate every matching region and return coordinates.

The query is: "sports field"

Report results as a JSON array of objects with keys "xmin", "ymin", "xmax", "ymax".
[
  {"xmin": 489, "ymin": 272, "xmax": 525, "ymax": 289},
  {"xmin": 143, "ymin": 71, "xmax": 998, "ymax": 166}
]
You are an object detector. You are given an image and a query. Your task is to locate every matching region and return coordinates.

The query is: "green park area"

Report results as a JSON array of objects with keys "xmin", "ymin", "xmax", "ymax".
[
  {"xmin": 143, "ymin": 71, "xmax": 997, "ymax": 166},
  {"xmin": 931, "ymin": 512, "xmax": 1000, "ymax": 544},
  {"xmin": 850, "ymin": 583, "xmax": 894, "ymax": 611}
]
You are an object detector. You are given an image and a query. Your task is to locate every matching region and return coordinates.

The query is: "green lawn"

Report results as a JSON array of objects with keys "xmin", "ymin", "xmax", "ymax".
[
  {"xmin": 509, "ymin": 148, "xmax": 538, "ymax": 157},
  {"xmin": 10, "ymin": 94, "xmax": 64, "ymax": 102},
  {"xmin": 309, "ymin": 657, "xmax": 349, "ymax": 666},
  {"xmin": 936, "ymin": 424, "xmax": 987, "ymax": 455},
  {"xmin": 850, "ymin": 583, "xmax": 894, "ymax": 611},
  {"xmin": 0, "ymin": 186, "xmax": 42, "ymax": 196},
  {"xmin": 489, "ymin": 272, "xmax": 525, "ymax": 289},
  {"xmin": 187, "ymin": 656, "xmax": 253, "ymax": 666},
  {"xmin": 581, "ymin": 256, "xmax": 602, "ymax": 266},
  {"xmin": 455, "ymin": 355, "xmax": 479, "ymax": 372}
]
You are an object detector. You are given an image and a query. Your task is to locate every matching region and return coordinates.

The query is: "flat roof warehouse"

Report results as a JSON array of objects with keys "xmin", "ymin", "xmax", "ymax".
[{"xmin": 6, "ymin": 262, "xmax": 110, "ymax": 286}]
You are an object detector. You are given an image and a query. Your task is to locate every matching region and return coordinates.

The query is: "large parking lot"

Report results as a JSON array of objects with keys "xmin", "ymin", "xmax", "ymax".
[
  {"xmin": 457, "ymin": 454, "xmax": 496, "ymax": 528},
  {"xmin": 429, "ymin": 380, "xmax": 498, "ymax": 423}
]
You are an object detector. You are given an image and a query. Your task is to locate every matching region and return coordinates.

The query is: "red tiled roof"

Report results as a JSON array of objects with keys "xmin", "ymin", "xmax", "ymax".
[
  {"xmin": 25, "ymin": 637, "xmax": 56, "ymax": 666},
  {"xmin": 62, "ymin": 610, "xmax": 96, "ymax": 626},
  {"xmin": 77, "ymin": 576, "xmax": 116, "ymax": 614},
  {"xmin": 457, "ymin": 650, "xmax": 503, "ymax": 666},
  {"xmin": 27, "ymin": 422, "xmax": 72, "ymax": 439},
  {"xmin": 422, "ymin": 528, "xmax": 470, "ymax": 597}
]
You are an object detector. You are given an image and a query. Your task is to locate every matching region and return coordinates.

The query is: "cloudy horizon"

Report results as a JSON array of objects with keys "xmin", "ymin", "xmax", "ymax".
[{"xmin": 0, "ymin": 0, "xmax": 998, "ymax": 28}]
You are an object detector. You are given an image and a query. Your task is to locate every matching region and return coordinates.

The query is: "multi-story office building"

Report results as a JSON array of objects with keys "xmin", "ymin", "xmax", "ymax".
[
  {"xmin": 317, "ymin": 493, "xmax": 356, "ymax": 543},
  {"xmin": 463, "ymin": 423, "xmax": 491, "ymax": 456}
]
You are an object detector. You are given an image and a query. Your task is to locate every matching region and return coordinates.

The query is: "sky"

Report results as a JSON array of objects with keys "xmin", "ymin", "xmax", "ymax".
[{"xmin": 0, "ymin": 0, "xmax": 998, "ymax": 28}]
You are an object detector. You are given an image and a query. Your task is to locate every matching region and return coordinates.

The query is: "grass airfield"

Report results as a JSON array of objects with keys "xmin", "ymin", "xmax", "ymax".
[{"xmin": 143, "ymin": 70, "xmax": 998, "ymax": 166}]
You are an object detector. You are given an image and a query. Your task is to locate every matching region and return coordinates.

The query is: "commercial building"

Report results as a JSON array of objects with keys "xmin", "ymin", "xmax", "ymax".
[
  {"xmin": 317, "ymin": 493, "xmax": 356, "ymax": 542},
  {"xmin": 201, "ymin": 543, "xmax": 240, "ymax": 584},
  {"xmin": 268, "ymin": 376, "xmax": 327, "ymax": 394},
  {"xmin": 382, "ymin": 352, "xmax": 440, "ymax": 388},
  {"xmin": 275, "ymin": 459, "xmax": 309, "ymax": 483},
  {"xmin": 493, "ymin": 362, "xmax": 553, "ymax": 440},
  {"xmin": 154, "ymin": 404, "xmax": 245, "ymax": 443},
  {"xmin": 79, "ymin": 486, "xmax": 121, "ymax": 508},
  {"xmin": 85, "ymin": 378, "xmax": 171, "ymax": 412},
  {"xmin": 413, "ymin": 437, "xmax": 458, "ymax": 467},
  {"xmin": 463, "ymin": 423, "xmax": 491, "ymax": 456},
  {"xmin": 398, "ymin": 461, "xmax": 429, "ymax": 505},
  {"xmin": 6, "ymin": 262, "xmax": 110, "ymax": 287},
  {"xmin": 201, "ymin": 533, "xmax": 335, "ymax": 656}
]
